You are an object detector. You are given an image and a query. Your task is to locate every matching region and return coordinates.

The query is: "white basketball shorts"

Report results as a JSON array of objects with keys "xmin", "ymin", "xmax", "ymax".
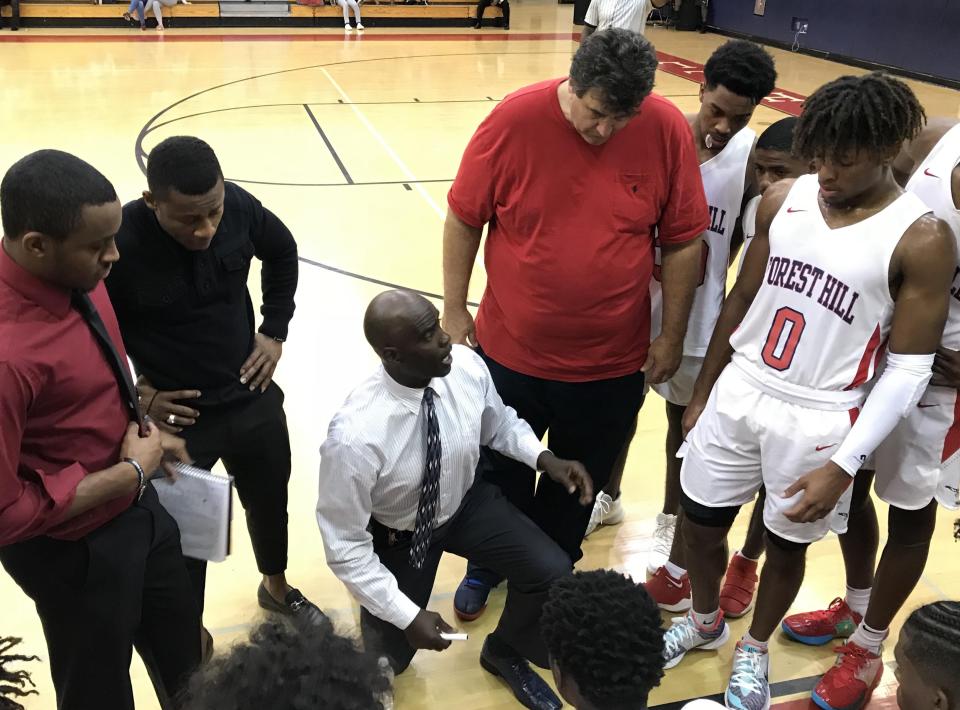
[
  {"xmin": 681, "ymin": 363, "xmax": 856, "ymax": 544},
  {"xmin": 651, "ymin": 355, "xmax": 705, "ymax": 407}
]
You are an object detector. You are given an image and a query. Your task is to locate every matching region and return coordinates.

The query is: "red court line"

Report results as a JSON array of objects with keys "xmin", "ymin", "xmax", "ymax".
[
  {"xmin": 656, "ymin": 49, "xmax": 804, "ymax": 116},
  {"xmin": 0, "ymin": 29, "xmax": 578, "ymax": 42}
]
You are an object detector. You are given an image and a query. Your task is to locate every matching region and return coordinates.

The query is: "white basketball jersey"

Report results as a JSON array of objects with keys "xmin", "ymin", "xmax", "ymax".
[
  {"xmin": 730, "ymin": 173, "xmax": 931, "ymax": 396},
  {"xmin": 736, "ymin": 194, "xmax": 761, "ymax": 275},
  {"xmin": 905, "ymin": 123, "xmax": 960, "ymax": 349},
  {"xmin": 651, "ymin": 126, "xmax": 756, "ymax": 356}
]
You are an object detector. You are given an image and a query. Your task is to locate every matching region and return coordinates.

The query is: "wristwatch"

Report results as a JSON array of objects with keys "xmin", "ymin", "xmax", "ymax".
[{"xmin": 123, "ymin": 457, "xmax": 147, "ymax": 500}]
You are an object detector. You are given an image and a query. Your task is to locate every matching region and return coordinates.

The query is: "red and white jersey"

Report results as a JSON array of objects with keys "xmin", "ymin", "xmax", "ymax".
[
  {"xmin": 906, "ymin": 123, "xmax": 960, "ymax": 349},
  {"xmin": 730, "ymin": 173, "xmax": 931, "ymax": 406},
  {"xmin": 651, "ymin": 126, "xmax": 756, "ymax": 356}
]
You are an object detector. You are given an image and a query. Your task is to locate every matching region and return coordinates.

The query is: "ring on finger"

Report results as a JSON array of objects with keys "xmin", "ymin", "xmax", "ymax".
[{"xmin": 167, "ymin": 414, "xmax": 176, "ymax": 425}]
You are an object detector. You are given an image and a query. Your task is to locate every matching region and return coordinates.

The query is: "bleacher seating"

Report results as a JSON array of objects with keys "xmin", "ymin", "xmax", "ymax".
[{"xmin": 0, "ymin": 0, "xmax": 504, "ymax": 27}]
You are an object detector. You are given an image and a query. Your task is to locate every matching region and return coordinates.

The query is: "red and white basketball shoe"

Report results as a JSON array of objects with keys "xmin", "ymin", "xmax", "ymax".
[{"xmin": 811, "ymin": 641, "xmax": 883, "ymax": 710}]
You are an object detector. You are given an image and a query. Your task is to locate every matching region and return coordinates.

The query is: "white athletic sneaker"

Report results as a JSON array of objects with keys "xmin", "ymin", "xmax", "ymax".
[
  {"xmin": 356, "ymin": 22, "xmax": 364, "ymax": 29},
  {"xmin": 662, "ymin": 612, "xmax": 730, "ymax": 670},
  {"xmin": 584, "ymin": 491, "xmax": 624, "ymax": 537},
  {"xmin": 647, "ymin": 512, "xmax": 677, "ymax": 575},
  {"xmin": 344, "ymin": 23, "xmax": 353, "ymax": 30},
  {"xmin": 725, "ymin": 641, "xmax": 771, "ymax": 710}
]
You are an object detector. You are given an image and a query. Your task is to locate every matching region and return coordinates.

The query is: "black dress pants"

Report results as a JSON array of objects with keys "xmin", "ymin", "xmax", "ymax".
[
  {"xmin": 360, "ymin": 480, "xmax": 570, "ymax": 673},
  {"xmin": 472, "ymin": 349, "xmax": 646, "ymax": 569},
  {"xmin": 0, "ymin": 485, "xmax": 201, "ymax": 710},
  {"xmin": 475, "ymin": 0, "xmax": 509, "ymax": 26},
  {"xmin": 179, "ymin": 383, "xmax": 291, "ymax": 613}
]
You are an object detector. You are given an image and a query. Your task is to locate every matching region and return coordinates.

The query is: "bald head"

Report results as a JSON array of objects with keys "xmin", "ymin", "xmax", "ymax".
[
  {"xmin": 363, "ymin": 290, "xmax": 454, "ymax": 385},
  {"xmin": 364, "ymin": 290, "xmax": 432, "ymax": 350}
]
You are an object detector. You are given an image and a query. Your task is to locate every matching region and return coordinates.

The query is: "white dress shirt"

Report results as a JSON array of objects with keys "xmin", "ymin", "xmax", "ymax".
[
  {"xmin": 316, "ymin": 344, "xmax": 546, "ymax": 630},
  {"xmin": 585, "ymin": 0, "xmax": 651, "ymax": 34}
]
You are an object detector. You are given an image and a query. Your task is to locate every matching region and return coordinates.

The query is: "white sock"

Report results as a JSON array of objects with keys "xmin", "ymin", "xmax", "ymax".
[
  {"xmin": 741, "ymin": 631, "xmax": 769, "ymax": 652},
  {"xmin": 844, "ymin": 585, "xmax": 871, "ymax": 617},
  {"xmin": 691, "ymin": 608, "xmax": 720, "ymax": 631},
  {"xmin": 849, "ymin": 621, "xmax": 887, "ymax": 654},
  {"xmin": 735, "ymin": 549, "xmax": 761, "ymax": 563},
  {"xmin": 665, "ymin": 560, "xmax": 687, "ymax": 579}
]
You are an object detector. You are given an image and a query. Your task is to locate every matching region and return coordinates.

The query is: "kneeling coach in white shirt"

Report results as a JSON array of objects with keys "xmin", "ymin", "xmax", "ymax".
[{"xmin": 317, "ymin": 290, "xmax": 593, "ymax": 710}]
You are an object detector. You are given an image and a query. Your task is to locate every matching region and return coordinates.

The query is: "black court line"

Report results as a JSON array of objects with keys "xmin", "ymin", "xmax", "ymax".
[
  {"xmin": 303, "ymin": 104, "xmax": 354, "ymax": 185},
  {"xmin": 298, "ymin": 255, "xmax": 480, "ymax": 307},
  {"xmin": 650, "ymin": 673, "xmax": 819, "ymax": 709}
]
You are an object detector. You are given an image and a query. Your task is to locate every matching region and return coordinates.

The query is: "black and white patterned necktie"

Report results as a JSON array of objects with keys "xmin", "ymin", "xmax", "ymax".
[{"xmin": 409, "ymin": 386, "xmax": 442, "ymax": 569}]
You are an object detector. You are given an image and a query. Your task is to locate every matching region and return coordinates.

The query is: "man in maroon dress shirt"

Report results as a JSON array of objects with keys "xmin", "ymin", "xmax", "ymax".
[{"xmin": 0, "ymin": 150, "xmax": 200, "ymax": 710}]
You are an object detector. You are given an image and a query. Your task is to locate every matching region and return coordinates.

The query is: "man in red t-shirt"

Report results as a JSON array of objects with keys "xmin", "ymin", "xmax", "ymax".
[{"xmin": 442, "ymin": 29, "xmax": 709, "ymax": 620}]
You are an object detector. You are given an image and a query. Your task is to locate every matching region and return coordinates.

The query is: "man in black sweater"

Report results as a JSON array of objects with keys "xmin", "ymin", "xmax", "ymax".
[{"xmin": 106, "ymin": 136, "xmax": 323, "ymax": 627}]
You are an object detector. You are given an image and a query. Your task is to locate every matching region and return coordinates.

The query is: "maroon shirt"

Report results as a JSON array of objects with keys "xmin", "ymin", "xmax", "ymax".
[{"xmin": 0, "ymin": 248, "xmax": 134, "ymax": 546}]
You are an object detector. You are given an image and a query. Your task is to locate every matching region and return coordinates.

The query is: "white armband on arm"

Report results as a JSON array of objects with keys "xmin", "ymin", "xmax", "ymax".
[{"xmin": 831, "ymin": 352, "xmax": 934, "ymax": 476}]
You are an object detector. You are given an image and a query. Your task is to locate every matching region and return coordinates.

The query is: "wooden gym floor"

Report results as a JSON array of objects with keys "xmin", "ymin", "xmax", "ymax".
[{"xmin": 1, "ymin": 9, "xmax": 958, "ymax": 709}]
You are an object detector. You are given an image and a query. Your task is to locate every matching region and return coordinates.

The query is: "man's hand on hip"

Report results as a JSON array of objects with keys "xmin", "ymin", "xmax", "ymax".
[
  {"xmin": 441, "ymin": 307, "xmax": 477, "ymax": 347},
  {"xmin": 642, "ymin": 335, "xmax": 683, "ymax": 384},
  {"xmin": 404, "ymin": 609, "xmax": 455, "ymax": 651},
  {"xmin": 783, "ymin": 461, "xmax": 852, "ymax": 524},
  {"xmin": 138, "ymin": 376, "xmax": 201, "ymax": 434},
  {"xmin": 240, "ymin": 333, "xmax": 283, "ymax": 393},
  {"xmin": 538, "ymin": 451, "xmax": 594, "ymax": 505}
]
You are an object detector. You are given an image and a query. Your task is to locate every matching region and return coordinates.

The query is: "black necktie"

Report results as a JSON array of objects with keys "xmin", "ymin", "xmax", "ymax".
[
  {"xmin": 71, "ymin": 291, "xmax": 142, "ymax": 426},
  {"xmin": 409, "ymin": 387, "xmax": 442, "ymax": 569}
]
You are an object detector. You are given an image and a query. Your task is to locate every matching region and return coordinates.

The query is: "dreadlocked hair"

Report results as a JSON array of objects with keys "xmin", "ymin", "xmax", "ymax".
[
  {"xmin": 541, "ymin": 570, "xmax": 664, "ymax": 709},
  {"xmin": 793, "ymin": 72, "xmax": 926, "ymax": 163},
  {"xmin": 0, "ymin": 638, "xmax": 39, "ymax": 710},
  {"xmin": 902, "ymin": 601, "xmax": 960, "ymax": 704}
]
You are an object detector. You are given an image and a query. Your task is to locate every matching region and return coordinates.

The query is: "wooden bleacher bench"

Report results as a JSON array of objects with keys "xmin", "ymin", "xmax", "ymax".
[{"xmin": 2, "ymin": 0, "xmax": 502, "ymax": 25}]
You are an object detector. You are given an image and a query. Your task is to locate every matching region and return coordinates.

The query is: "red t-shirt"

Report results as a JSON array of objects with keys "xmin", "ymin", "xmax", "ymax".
[{"xmin": 448, "ymin": 78, "xmax": 709, "ymax": 382}]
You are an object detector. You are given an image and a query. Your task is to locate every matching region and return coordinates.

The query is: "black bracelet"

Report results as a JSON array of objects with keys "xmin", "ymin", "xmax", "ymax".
[{"xmin": 145, "ymin": 391, "xmax": 159, "ymax": 417}]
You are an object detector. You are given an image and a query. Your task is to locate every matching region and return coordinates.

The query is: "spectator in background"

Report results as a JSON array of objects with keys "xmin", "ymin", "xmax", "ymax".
[
  {"xmin": 581, "ymin": 0, "xmax": 668, "ymax": 39},
  {"xmin": 474, "ymin": 0, "xmax": 508, "ymax": 30},
  {"xmin": 340, "ymin": 0, "xmax": 363, "ymax": 32},
  {"xmin": 122, "ymin": 0, "xmax": 146, "ymax": 30},
  {"xmin": 179, "ymin": 619, "xmax": 394, "ymax": 710},
  {"xmin": 0, "ymin": 0, "xmax": 19, "ymax": 31},
  {"xmin": 144, "ymin": 0, "xmax": 189, "ymax": 31}
]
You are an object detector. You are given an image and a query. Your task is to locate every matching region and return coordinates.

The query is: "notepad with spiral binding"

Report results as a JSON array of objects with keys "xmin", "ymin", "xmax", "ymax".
[{"xmin": 152, "ymin": 463, "xmax": 234, "ymax": 563}]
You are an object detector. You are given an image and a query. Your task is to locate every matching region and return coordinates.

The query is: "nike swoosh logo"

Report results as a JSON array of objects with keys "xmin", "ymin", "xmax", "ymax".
[
  {"xmin": 924, "ymin": 168, "xmax": 940, "ymax": 178},
  {"xmin": 787, "ymin": 207, "xmax": 806, "ymax": 213},
  {"xmin": 815, "ymin": 444, "xmax": 837, "ymax": 451},
  {"xmin": 918, "ymin": 404, "xmax": 938, "ymax": 408}
]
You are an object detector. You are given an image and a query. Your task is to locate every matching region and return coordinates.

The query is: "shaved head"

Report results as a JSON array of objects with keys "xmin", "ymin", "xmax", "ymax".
[
  {"xmin": 363, "ymin": 289, "xmax": 433, "ymax": 350},
  {"xmin": 363, "ymin": 290, "xmax": 454, "ymax": 385}
]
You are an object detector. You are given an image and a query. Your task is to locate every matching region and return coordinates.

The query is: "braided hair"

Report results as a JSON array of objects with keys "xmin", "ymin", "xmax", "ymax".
[
  {"xmin": 0, "ymin": 637, "xmax": 38, "ymax": 710},
  {"xmin": 902, "ymin": 601, "xmax": 960, "ymax": 705},
  {"xmin": 793, "ymin": 72, "xmax": 926, "ymax": 163},
  {"xmin": 541, "ymin": 570, "xmax": 664, "ymax": 709}
]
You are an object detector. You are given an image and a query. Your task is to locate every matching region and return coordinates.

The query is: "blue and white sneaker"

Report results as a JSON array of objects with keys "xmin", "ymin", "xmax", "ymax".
[
  {"xmin": 725, "ymin": 640, "xmax": 770, "ymax": 710},
  {"xmin": 663, "ymin": 612, "xmax": 730, "ymax": 670}
]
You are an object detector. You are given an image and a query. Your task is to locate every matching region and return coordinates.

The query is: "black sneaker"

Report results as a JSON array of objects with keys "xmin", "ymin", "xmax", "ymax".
[{"xmin": 257, "ymin": 583, "xmax": 326, "ymax": 626}]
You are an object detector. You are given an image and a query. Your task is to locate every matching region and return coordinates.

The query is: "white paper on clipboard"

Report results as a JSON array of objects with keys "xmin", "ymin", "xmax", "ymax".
[{"xmin": 152, "ymin": 463, "xmax": 234, "ymax": 563}]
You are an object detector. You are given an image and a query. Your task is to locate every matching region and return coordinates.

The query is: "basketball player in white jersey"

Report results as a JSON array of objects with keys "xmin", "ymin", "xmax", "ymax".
[
  {"xmin": 778, "ymin": 116, "xmax": 960, "ymax": 710},
  {"xmin": 661, "ymin": 73, "xmax": 956, "ymax": 710},
  {"xmin": 643, "ymin": 118, "xmax": 815, "ymax": 618},
  {"xmin": 584, "ymin": 38, "xmax": 777, "ymax": 576}
]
